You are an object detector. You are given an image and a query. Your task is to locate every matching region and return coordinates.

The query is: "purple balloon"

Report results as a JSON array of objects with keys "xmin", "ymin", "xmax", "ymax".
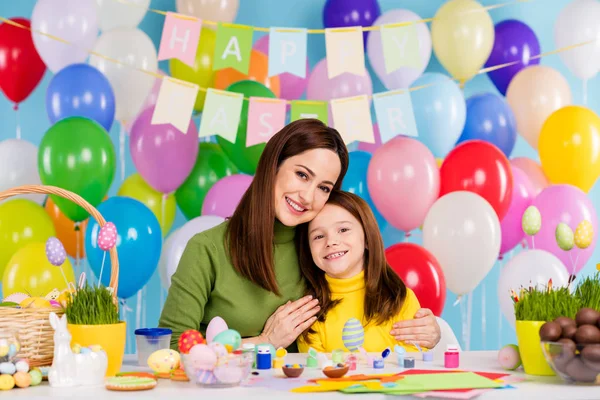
[
  {"xmin": 46, "ymin": 237, "xmax": 67, "ymax": 267},
  {"xmin": 485, "ymin": 19, "xmax": 540, "ymax": 95},
  {"xmin": 499, "ymin": 167, "xmax": 535, "ymax": 256},
  {"xmin": 323, "ymin": 0, "xmax": 381, "ymax": 46},
  {"xmin": 129, "ymin": 106, "xmax": 199, "ymax": 194},
  {"xmin": 202, "ymin": 174, "xmax": 253, "ymax": 218},
  {"xmin": 525, "ymin": 184, "xmax": 597, "ymax": 276}
]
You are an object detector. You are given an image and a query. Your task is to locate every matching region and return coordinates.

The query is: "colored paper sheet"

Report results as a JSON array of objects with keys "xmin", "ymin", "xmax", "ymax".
[
  {"xmin": 198, "ymin": 88, "xmax": 244, "ymax": 142},
  {"xmin": 151, "ymin": 77, "xmax": 198, "ymax": 133},
  {"xmin": 290, "ymin": 100, "xmax": 328, "ymax": 124},
  {"xmin": 381, "ymin": 23, "xmax": 421, "ymax": 73},
  {"xmin": 158, "ymin": 12, "xmax": 202, "ymax": 67},
  {"xmin": 246, "ymin": 97, "xmax": 287, "ymax": 146},
  {"xmin": 373, "ymin": 89, "xmax": 418, "ymax": 142},
  {"xmin": 325, "ymin": 27, "xmax": 366, "ymax": 78},
  {"xmin": 213, "ymin": 23, "xmax": 253, "ymax": 74},
  {"xmin": 268, "ymin": 27, "xmax": 308, "ymax": 78},
  {"xmin": 330, "ymin": 95, "xmax": 374, "ymax": 145}
]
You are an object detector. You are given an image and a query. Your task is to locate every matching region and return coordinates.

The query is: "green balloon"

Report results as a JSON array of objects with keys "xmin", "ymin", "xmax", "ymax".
[
  {"xmin": 38, "ymin": 117, "xmax": 116, "ymax": 222},
  {"xmin": 215, "ymin": 80, "xmax": 276, "ymax": 174},
  {"xmin": 175, "ymin": 143, "xmax": 238, "ymax": 220}
]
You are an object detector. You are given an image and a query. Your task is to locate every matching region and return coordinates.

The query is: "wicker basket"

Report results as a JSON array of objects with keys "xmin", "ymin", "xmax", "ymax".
[{"xmin": 0, "ymin": 185, "xmax": 119, "ymax": 367}]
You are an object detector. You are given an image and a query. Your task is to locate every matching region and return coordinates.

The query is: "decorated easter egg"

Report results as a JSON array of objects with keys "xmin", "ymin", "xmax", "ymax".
[
  {"xmin": 2, "ymin": 293, "xmax": 29, "ymax": 304},
  {"xmin": 212, "ymin": 329, "xmax": 242, "ymax": 352},
  {"xmin": 555, "ymin": 223, "xmax": 574, "ymax": 251},
  {"xmin": 498, "ymin": 344, "xmax": 521, "ymax": 370},
  {"xmin": 178, "ymin": 329, "xmax": 205, "ymax": 354},
  {"xmin": 342, "ymin": 318, "xmax": 365, "ymax": 352},
  {"xmin": 206, "ymin": 316, "xmax": 228, "ymax": 343},
  {"xmin": 28, "ymin": 368, "xmax": 42, "ymax": 386},
  {"xmin": 208, "ymin": 342, "xmax": 228, "ymax": 361},
  {"xmin": 195, "ymin": 369, "xmax": 217, "ymax": 384},
  {"xmin": 522, "ymin": 206, "xmax": 541, "ymax": 236},
  {"xmin": 45, "ymin": 237, "xmax": 67, "ymax": 266},
  {"xmin": 98, "ymin": 222, "xmax": 118, "ymax": 251},
  {"xmin": 14, "ymin": 360, "xmax": 29, "ymax": 373},
  {"xmin": 0, "ymin": 346, "xmax": 8, "ymax": 358},
  {"xmin": 147, "ymin": 349, "xmax": 181, "ymax": 373},
  {"xmin": 0, "ymin": 362, "xmax": 15, "ymax": 375},
  {"xmin": 13, "ymin": 371, "xmax": 30, "ymax": 388},
  {"xmin": 575, "ymin": 220, "xmax": 594, "ymax": 249},
  {"xmin": 20, "ymin": 297, "xmax": 51, "ymax": 309},
  {"xmin": 213, "ymin": 364, "xmax": 244, "ymax": 384},
  {"xmin": 0, "ymin": 374, "xmax": 15, "ymax": 390},
  {"xmin": 188, "ymin": 344, "xmax": 217, "ymax": 370}
]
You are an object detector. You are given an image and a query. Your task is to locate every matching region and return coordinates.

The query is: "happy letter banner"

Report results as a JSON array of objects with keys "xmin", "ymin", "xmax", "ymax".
[
  {"xmin": 213, "ymin": 23, "xmax": 254, "ymax": 74},
  {"xmin": 246, "ymin": 97, "xmax": 287, "ymax": 146},
  {"xmin": 158, "ymin": 12, "xmax": 202, "ymax": 67},
  {"xmin": 199, "ymin": 88, "xmax": 244, "ymax": 142},
  {"xmin": 152, "ymin": 77, "xmax": 199, "ymax": 133},
  {"xmin": 330, "ymin": 95, "xmax": 374, "ymax": 145},
  {"xmin": 268, "ymin": 28, "xmax": 308, "ymax": 78},
  {"xmin": 325, "ymin": 27, "xmax": 366, "ymax": 78},
  {"xmin": 380, "ymin": 23, "xmax": 422, "ymax": 73}
]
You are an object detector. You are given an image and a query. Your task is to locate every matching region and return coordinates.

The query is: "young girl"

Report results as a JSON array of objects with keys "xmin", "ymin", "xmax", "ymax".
[{"xmin": 296, "ymin": 191, "xmax": 422, "ymax": 353}]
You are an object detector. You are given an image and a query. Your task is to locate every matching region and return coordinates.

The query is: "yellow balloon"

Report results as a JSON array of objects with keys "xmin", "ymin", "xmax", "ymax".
[
  {"xmin": 117, "ymin": 173, "xmax": 176, "ymax": 235},
  {"xmin": 169, "ymin": 27, "xmax": 217, "ymax": 113},
  {"xmin": 574, "ymin": 220, "xmax": 594, "ymax": 249},
  {"xmin": 0, "ymin": 199, "xmax": 56, "ymax": 278},
  {"xmin": 539, "ymin": 106, "xmax": 600, "ymax": 193},
  {"xmin": 2, "ymin": 242, "xmax": 75, "ymax": 298},
  {"xmin": 431, "ymin": 0, "xmax": 494, "ymax": 84},
  {"xmin": 436, "ymin": 158, "xmax": 443, "ymax": 168}
]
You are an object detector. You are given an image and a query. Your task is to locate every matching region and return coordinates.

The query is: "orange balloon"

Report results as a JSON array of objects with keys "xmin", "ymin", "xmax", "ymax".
[
  {"xmin": 214, "ymin": 49, "xmax": 281, "ymax": 96},
  {"xmin": 44, "ymin": 197, "xmax": 87, "ymax": 259}
]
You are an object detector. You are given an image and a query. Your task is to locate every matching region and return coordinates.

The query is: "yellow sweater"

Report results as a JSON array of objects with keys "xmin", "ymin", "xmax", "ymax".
[{"xmin": 297, "ymin": 270, "xmax": 421, "ymax": 353}]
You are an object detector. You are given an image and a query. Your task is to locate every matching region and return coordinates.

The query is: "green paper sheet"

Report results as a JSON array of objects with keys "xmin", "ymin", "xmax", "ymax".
[{"xmin": 341, "ymin": 372, "xmax": 504, "ymax": 394}]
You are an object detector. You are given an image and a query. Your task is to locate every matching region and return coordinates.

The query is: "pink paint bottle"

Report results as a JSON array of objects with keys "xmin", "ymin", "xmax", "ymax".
[{"xmin": 444, "ymin": 345, "xmax": 459, "ymax": 368}]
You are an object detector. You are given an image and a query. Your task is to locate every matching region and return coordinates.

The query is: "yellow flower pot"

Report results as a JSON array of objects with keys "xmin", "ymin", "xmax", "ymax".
[
  {"xmin": 515, "ymin": 320, "xmax": 555, "ymax": 376},
  {"xmin": 68, "ymin": 322, "xmax": 127, "ymax": 377}
]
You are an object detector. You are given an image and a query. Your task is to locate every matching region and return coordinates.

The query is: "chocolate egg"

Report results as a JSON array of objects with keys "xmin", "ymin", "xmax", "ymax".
[
  {"xmin": 561, "ymin": 325, "xmax": 577, "ymax": 340},
  {"xmin": 554, "ymin": 316, "xmax": 576, "ymax": 330},
  {"xmin": 581, "ymin": 344, "xmax": 600, "ymax": 372},
  {"xmin": 565, "ymin": 356, "xmax": 598, "ymax": 382},
  {"xmin": 539, "ymin": 321, "xmax": 562, "ymax": 341},
  {"xmin": 558, "ymin": 338, "xmax": 577, "ymax": 358},
  {"xmin": 575, "ymin": 324, "xmax": 600, "ymax": 345},
  {"xmin": 576, "ymin": 308, "xmax": 600, "ymax": 327}
]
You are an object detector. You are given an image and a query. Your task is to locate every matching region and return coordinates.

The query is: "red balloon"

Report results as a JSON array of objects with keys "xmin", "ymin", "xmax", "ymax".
[
  {"xmin": 439, "ymin": 140, "xmax": 513, "ymax": 220},
  {"xmin": 0, "ymin": 18, "xmax": 46, "ymax": 105},
  {"xmin": 385, "ymin": 243, "xmax": 446, "ymax": 316}
]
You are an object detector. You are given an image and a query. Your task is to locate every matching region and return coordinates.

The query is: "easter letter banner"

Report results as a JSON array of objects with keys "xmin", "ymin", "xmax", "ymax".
[
  {"xmin": 268, "ymin": 27, "xmax": 308, "ymax": 78},
  {"xmin": 373, "ymin": 90, "xmax": 418, "ymax": 143},
  {"xmin": 331, "ymin": 95, "xmax": 374, "ymax": 145},
  {"xmin": 152, "ymin": 77, "xmax": 199, "ymax": 133},
  {"xmin": 325, "ymin": 27, "xmax": 366, "ymax": 78},
  {"xmin": 246, "ymin": 97, "xmax": 287, "ymax": 146},
  {"xmin": 158, "ymin": 12, "xmax": 203, "ymax": 67},
  {"xmin": 290, "ymin": 100, "xmax": 329, "ymax": 125},
  {"xmin": 199, "ymin": 88, "xmax": 244, "ymax": 142},
  {"xmin": 213, "ymin": 23, "xmax": 253, "ymax": 74}
]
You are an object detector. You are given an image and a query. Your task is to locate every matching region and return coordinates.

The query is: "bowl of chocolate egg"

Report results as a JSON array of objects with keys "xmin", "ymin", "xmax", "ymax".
[{"xmin": 540, "ymin": 308, "xmax": 600, "ymax": 384}]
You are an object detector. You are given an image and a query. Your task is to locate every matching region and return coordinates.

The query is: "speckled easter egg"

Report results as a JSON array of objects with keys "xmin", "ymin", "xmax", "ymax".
[
  {"xmin": 178, "ymin": 329, "xmax": 205, "ymax": 354},
  {"xmin": 522, "ymin": 206, "xmax": 541, "ymax": 236},
  {"xmin": 206, "ymin": 317, "xmax": 228, "ymax": 343},
  {"xmin": 28, "ymin": 368, "xmax": 42, "ymax": 386},
  {"xmin": 342, "ymin": 318, "xmax": 365, "ymax": 352},
  {"xmin": 498, "ymin": 344, "xmax": 522, "ymax": 370},
  {"xmin": 147, "ymin": 349, "xmax": 180, "ymax": 373},
  {"xmin": 212, "ymin": 329, "xmax": 242, "ymax": 352},
  {"xmin": 555, "ymin": 223, "xmax": 574, "ymax": 251},
  {"xmin": 575, "ymin": 220, "xmax": 594, "ymax": 249}
]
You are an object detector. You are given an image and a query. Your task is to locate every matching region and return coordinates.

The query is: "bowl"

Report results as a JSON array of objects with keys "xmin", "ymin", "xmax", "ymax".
[
  {"xmin": 134, "ymin": 328, "xmax": 172, "ymax": 367},
  {"xmin": 323, "ymin": 363, "xmax": 349, "ymax": 378},
  {"xmin": 282, "ymin": 364, "xmax": 304, "ymax": 378},
  {"xmin": 541, "ymin": 341, "xmax": 600, "ymax": 384},
  {"xmin": 181, "ymin": 352, "xmax": 252, "ymax": 388}
]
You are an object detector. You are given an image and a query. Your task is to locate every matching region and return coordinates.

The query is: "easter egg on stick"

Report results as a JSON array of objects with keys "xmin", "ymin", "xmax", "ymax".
[{"xmin": 342, "ymin": 318, "xmax": 365, "ymax": 352}]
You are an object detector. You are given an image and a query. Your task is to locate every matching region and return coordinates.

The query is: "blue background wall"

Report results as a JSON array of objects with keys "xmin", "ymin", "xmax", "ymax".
[{"xmin": 1, "ymin": 0, "xmax": 598, "ymax": 353}]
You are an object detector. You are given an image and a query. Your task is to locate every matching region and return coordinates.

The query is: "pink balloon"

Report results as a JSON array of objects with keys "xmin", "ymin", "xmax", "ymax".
[
  {"xmin": 499, "ymin": 166, "xmax": 535, "ymax": 255},
  {"xmin": 510, "ymin": 157, "xmax": 549, "ymax": 196},
  {"xmin": 307, "ymin": 58, "xmax": 373, "ymax": 101},
  {"xmin": 253, "ymin": 35, "xmax": 308, "ymax": 100},
  {"xmin": 202, "ymin": 174, "xmax": 253, "ymax": 218},
  {"xmin": 129, "ymin": 106, "xmax": 199, "ymax": 194},
  {"xmin": 124, "ymin": 69, "xmax": 166, "ymax": 133},
  {"xmin": 357, "ymin": 123, "xmax": 382, "ymax": 153},
  {"xmin": 367, "ymin": 136, "xmax": 440, "ymax": 231},
  {"xmin": 526, "ymin": 184, "xmax": 597, "ymax": 276}
]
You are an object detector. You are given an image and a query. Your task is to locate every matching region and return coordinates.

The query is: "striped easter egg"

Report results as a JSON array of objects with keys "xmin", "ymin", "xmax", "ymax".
[
  {"xmin": 195, "ymin": 369, "xmax": 217, "ymax": 384},
  {"xmin": 342, "ymin": 318, "xmax": 365, "ymax": 352}
]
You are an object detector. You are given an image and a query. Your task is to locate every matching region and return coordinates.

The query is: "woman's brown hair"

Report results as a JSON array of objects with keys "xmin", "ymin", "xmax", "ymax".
[
  {"xmin": 226, "ymin": 118, "xmax": 349, "ymax": 295},
  {"xmin": 297, "ymin": 191, "xmax": 408, "ymax": 339}
]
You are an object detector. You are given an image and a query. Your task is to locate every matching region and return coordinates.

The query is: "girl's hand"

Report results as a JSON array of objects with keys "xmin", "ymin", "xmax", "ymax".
[
  {"xmin": 389, "ymin": 308, "xmax": 441, "ymax": 349},
  {"xmin": 260, "ymin": 295, "xmax": 320, "ymax": 349}
]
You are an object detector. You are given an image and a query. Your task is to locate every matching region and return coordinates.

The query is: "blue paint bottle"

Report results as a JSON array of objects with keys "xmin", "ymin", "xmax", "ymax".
[{"xmin": 256, "ymin": 345, "xmax": 272, "ymax": 369}]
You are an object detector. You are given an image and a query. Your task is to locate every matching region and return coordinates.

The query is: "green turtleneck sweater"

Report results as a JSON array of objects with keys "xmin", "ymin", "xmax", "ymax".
[{"xmin": 158, "ymin": 220, "xmax": 305, "ymax": 351}]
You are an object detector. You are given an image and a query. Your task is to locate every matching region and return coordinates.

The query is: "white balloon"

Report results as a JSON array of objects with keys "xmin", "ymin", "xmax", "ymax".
[
  {"xmin": 95, "ymin": 0, "xmax": 150, "ymax": 31},
  {"xmin": 366, "ymin": 9, "xmax": 432, "ymax": 89},
  {"xmin": 497, "ymin": 249, "xmax": 570, "ymax": 328},
  {"xmin": 159, "ymin": 228, "xmax": 179, "ymax": 289},
  {"xmin": 89, "ymin": 28, "xmax": 157, "ymax": 123},
  {"xmin": 161, "ymin": 216, "xmax": 225, "ymax": 289},
  {"xmin": 0, "ymin": 139, "xmax": 44, "ymax": 205},
  {"xmin": 554, "ymin": 0, "xmax": 600, "ymax": 80},
  {"xmin": 422, "ymin": 191, "xmax": 501, "ymax": 296},
  {"xmin": 176, "ymin": 0, "xmax": 239, "ymax": 25}
]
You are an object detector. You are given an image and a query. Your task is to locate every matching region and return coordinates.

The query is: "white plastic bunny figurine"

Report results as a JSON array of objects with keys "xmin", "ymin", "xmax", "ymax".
[
  {"xmin": 48, "ymin": 312, "xmax": 76, "ymax": 387},
  {"xmin": 48, "ymin": 312, "xmax": 108, "ymax": 387}
]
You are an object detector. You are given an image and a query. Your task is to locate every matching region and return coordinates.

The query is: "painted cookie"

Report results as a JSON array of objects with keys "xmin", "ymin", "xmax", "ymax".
[{"xmin": 105, "ymin": 376, "xmax": 157, "ymax": 391}]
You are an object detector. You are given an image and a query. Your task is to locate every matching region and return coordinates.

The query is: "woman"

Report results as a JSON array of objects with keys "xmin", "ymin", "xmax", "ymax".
[{"xmin": 159, "ymin": 119, "xmax": 441, "ymax": 351}]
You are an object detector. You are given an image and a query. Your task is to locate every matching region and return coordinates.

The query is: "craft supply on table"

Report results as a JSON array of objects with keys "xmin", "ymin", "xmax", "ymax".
[
  {"xmin": 346, "ymin": 353, "xmax": 357, "ymax": 370},
  {"xmin": 322, "ymin": 363, "xmax": 350, "ymax": 378},
  {"xmin": 395, "ymin": 345, "xmax": 406, "ymax": 367},
  {"xmin": 242, "ymin": 343, "xmax": 256, "ymax": 368},
  {"xmin": 332, "ymin": 349, "xmax": 344, "ymax": 364},
  {"xmin": 373, "ymin": 348, "xmax": 391, "ymax": 369},
  {"xmin": 411, "ymin": 341, "xmax": 433, "ymax": 362},
  {"xmin": 272, "ymin": 347, "xmax": 287, "ymax": 368},
  {"xmin": 404, "ymin": 357, "xmax": 415, "ymax": 369},
  {"xmin": 445, "ymin": 345, "xmax": 460, "ymax": 368},
  {"xmin": 256, "ymin": 345, "xmax": 272, "ymax": 370},
  {"xmin": 306, "ymin": 347, "xmax": 318, "ymax": 368},
  {"xmin": 282, "ymin": 364, "xmax": 304, "ymax": 378},
  {"xmin": 135, "ymin": 328, "xmax": 172, "ymax": 367}
]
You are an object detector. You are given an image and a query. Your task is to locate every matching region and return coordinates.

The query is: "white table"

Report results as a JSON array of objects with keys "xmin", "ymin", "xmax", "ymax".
[{"xmin": 8, "ymin": 351, "xmax": 600, "ymax": 399}]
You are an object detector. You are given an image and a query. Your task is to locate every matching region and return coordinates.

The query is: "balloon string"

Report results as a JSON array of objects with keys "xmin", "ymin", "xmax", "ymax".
[
  {"xmin": 142, "ymin": 286, "xmax": 147, "ymax": 328},
  {"xmin": 98, "ymin": 252, "xmax": 107, "ymax": 288},
  {"xmin": 481, "ymin": 282, "xmax": 486, "ymax": 350},
  {"xmin": 161, "ymin": 194, "xmax": 167, "ymax": 240},
  {"xmin": 119, "ymin": 123, "xmax": 126, "ymax": 181},
  {"xmin": 14, "ymin": 105, "xmax": 21, "ymax": 139},
  {"xmin": 466, "ymin": 292, "xmax": 473, "ymax": 351},
  {"xmin": 498, "ymin": 259, "xmax": 503, "ymax": 349},
  {"xmin": 59, "ymin": 266, "xmax": 71, "ymax": 293},
  {"xmin": 531, "ymin": 236, "xmax": 535, "ymax": 250},
  {"xmin": 136, "ymin": 289, "xmax": 142, "ymax": 331}
]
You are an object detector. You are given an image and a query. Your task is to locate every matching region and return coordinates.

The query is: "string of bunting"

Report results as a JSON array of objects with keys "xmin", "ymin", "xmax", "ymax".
[{"xmin": 0, "ymin": 0, "xmax": 593, "ymax": 147}]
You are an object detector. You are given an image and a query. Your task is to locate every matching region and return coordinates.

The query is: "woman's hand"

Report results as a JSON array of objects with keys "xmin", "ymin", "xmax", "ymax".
[
  {"xmin": 260, "ymin": 295, "xmax": 320, "ymax": 349},
  {"xmin": 389, "ymin": 308, "xmax": 441, "ymax": 349}
]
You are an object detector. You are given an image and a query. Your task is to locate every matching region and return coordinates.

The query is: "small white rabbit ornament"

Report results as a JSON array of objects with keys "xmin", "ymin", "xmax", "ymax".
[{"xmin": 48, "ymin": 312, "xmax": 108, "ymax": 387}]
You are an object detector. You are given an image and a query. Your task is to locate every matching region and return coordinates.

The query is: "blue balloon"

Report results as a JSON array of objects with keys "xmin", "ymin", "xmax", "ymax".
[
  {"xmin": 341, "ymin": 151, "xmax": 388, "ymax": 231},
  {"xmin": 381, "ymin": 224, "xmax": 406, "ymax": 249},
  {"xmin": 85, "ymin": 196, "xmax": 162, "ymax": 299},
  {"xmin": 46, "ymin": 63, "xmax": 116, "ymax": 131},
  {"xmin": 410, "ymin": 73, "xmax": 466, "ymax": 158},
  {"xmin": 323, "ymin": 0, "xmax": 381, "ymax": 47},
  {"xmin": 455, "ymin": 93, "xmax": 517, "ymax": 157}
]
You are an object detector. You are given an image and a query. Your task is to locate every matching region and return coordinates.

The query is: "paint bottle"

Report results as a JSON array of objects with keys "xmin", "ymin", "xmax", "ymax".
[
  {"xmin": 444, "ymin": 345, "xmax": 460, "ymax": 368},
  {"xmin": 242, "ymin": 343, "xmax": 256, "ymax": 368},
  {"xmin": 256, "ymin": 345, "xmax": 272, "ymax": 369}
]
